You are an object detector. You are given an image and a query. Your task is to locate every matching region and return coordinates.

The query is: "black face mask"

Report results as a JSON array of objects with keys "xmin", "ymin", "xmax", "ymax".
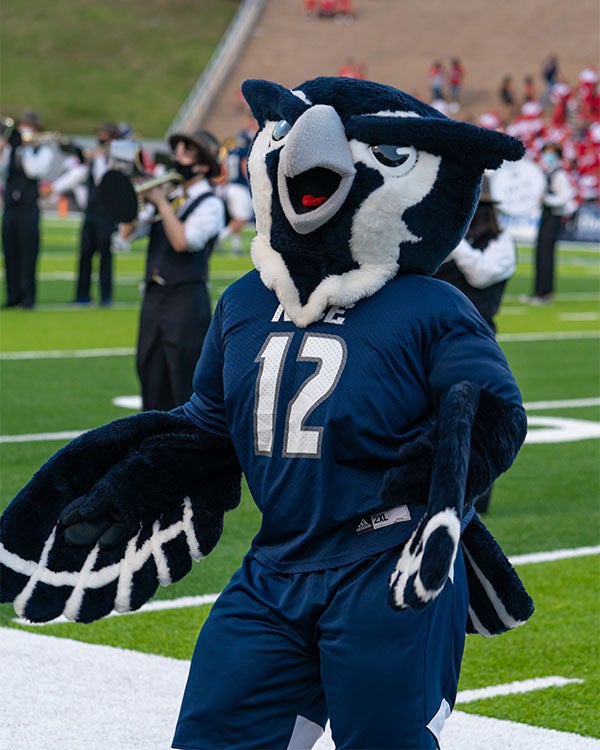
[{"xmin": 170, "ymin": 160, "xmax": 199, "ymax": 181}]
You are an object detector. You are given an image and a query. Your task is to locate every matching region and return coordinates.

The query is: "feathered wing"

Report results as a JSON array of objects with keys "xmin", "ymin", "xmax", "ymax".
[
  {"xmin": 0, "ymin": 409, "xmax": 241, "ymax": 623},
  {"xmin": 461, "ymin": 515, "xmax": 533, "ymax": 636},
  {"xmin": 386, "ymin": 381, "xmax": 533, "ymax": 634}
]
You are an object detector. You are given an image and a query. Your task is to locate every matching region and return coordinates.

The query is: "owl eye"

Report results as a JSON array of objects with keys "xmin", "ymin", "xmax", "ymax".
[
  {"xmin": 272, "ymin": 120, "xmax": 292, "ymax": 141},
  {"xmin": 370, "ymin": 144, "xmax": 417, "ymax": 173}
]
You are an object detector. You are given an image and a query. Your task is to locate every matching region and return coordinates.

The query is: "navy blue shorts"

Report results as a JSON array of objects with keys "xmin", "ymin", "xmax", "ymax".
[{"xmin": 172, "ymin": 546, "xmax": 468, "ymax": 749}]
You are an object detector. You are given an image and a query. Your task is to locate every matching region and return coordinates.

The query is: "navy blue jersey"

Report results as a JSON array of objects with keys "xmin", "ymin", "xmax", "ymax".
[{"xmin": 184, "ymin": 271, "xmax": 522, "ymax": 572}]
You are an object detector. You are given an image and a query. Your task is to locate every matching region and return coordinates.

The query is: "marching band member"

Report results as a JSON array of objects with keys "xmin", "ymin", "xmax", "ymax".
[
  {"xmin": 44, "ymin": 121, "xmax": 123, "ymax": 305},
  {"xmin": 120, "ymin": 129, "xmax": 226, "ymax": 412},
  {"xmin": 218, "ymin": 113, "xmax": 257, "ymax": 255},
  {"xmin": 1, "ymin": 111, "xmax": 53, "ymax": 309}
]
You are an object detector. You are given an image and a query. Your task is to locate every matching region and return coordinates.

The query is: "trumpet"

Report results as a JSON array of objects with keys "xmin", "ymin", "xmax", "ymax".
[
  {"xmin": 99, "ymin": 168, "xmax": 186, "ymax": 223},
  {"xmin": 20, "ymin": 130, "xmax": 65, "ymax": 146},
  {"xmin": 1, "ymin": 117, "xmax": 66, "ymax": 148},
  {"xmin": 1, "ymin": 117, "xmax": 15, "ymax": 140},
  {"xmin": 133, "ymin": 169, "xmax": 184, "ymax": 195}
]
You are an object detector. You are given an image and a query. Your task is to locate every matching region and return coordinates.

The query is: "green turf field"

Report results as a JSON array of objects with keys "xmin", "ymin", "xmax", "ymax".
[
  {"xmin": 1, "ymin": 215, "xmax": 599, "ymax": 740},
  {"xmin": 1, "ymin": 0, "xmax": 239, "ymax": 137}
]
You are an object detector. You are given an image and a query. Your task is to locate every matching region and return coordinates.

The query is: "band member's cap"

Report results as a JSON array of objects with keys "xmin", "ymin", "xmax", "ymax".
[
  {"xmin": 19, "ymin": 111, "xmax": 43, "ymax": 130},
  {"xmin": 96, "ymin": 122, "xmax": 122, "ymax": 139},
  {"xmin": 168, "ymin": 129, "xmax": 221, "ymax": 178},
  {"xmin": 478, "ymin": 175, "xmax": 498, "ymax": 205}
]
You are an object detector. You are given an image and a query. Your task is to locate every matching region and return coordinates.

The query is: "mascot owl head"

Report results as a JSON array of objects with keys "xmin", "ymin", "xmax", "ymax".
[{"xmin": 241, "ymin": 76, "xmax": 524, "ymax": 327}]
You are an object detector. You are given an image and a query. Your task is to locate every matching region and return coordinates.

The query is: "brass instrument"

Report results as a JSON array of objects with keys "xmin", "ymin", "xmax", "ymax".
[
  {"xmin": 20, "ymin": 130, "xmax": 65, "ymax": 146},
  {"xmin": 133, "ymin": 169, "xmax": 184, "ymax": 195},
  {"xmin": 0, "ymin": 117, "xmax": 15, "ymax": 141},
  {"xmin": 218, "ymin": 137, "xmax": 236, "ymax": 162},
  {"xmin": 99, "ymin": 168, "xmax": 186, "ymax": 223}
]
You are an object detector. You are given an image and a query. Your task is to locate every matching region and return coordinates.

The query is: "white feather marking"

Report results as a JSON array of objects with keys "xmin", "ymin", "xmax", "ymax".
[
  {"xmin": 468, "ymin": 606, "xmax": 494, "ymax": 638},
  {"xmin": 413, "ymin": 509, "xmax": 460, "ymax": 602},
  {"xmin": 368, "ymin": 109, "xmax": 421, "ymax": 119},
  {"xmin": 252, "ymin": 234, "xmax": 397, "ymax": 329},
  {"xmin": 391, "ymin": 509, "xmax": 460, "ymax": 607},
  {"xmin": 151, "ymin": 520, "xmax": 172, "ymax": 587},
  {"xmin": 462, "ymin": 544, "xmax": 527, "ymax": 630},
  {"xmin": 114, "ymin": 535, "xmax": 141, "ymax": 613},
  {"xmin": 291, "ymin": 89, "xmax": 312, "ymax": 105},
  {"xmin": 0, "ymin": 541, "xmax": 40, "ymax": 576},
  {"xmin": 4, "ymin": 498, "xmax": 224, "ymax": 619},
  {"xmin": 62, "ymin": 545, "xmax": 100, "ymax": 621},
  {"xmin": 182, "ymin": 497, "xmax": 202, "ymax": 562},
  {"xmin": 13, "ymin": 526, "xmax": 58, "ymax": 617},
  {"xmin": 247, "ymin": 127, "xmax": 274, "ymax": 239},
  {"xmin": 348, "ymin": 145, "xmax": 440, "ymax": 269}
]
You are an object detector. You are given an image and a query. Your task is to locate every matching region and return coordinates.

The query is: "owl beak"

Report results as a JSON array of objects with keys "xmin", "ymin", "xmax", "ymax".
[{"xmin": 277, "ymin": 104, "xmax": 356, "ymax": 235}]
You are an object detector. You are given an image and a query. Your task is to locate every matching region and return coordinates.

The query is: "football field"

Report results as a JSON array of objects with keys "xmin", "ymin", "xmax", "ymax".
[{"xmin": 1, "ymin": 215, "xmax": 599, "ymax": 748}]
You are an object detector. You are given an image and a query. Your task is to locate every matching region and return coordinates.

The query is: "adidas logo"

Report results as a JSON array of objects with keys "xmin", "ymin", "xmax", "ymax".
[{"xmin": 355, "ymin": 517, "xmax": 373, "ymax": 535}]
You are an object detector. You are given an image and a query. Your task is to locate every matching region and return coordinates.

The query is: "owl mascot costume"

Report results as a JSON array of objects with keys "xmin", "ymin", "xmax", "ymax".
[{"xmin": 1, "ymin": 77, "xmax": 533, "ymax": 749}]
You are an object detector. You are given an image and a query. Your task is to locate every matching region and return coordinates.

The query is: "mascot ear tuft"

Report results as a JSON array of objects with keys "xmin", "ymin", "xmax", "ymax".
[
  {"xmin": 456, "ymin": 120, "xmax": 525, "ymax": 171},
  {"xmin": 242, "ymin": 79, "xmax": 307, "ymax": 127}
]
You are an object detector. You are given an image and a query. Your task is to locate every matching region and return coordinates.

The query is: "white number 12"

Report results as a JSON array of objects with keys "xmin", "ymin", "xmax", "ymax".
[{"xmin": 254, "ymin": 333, "xmax": 347, "ymax": 458}]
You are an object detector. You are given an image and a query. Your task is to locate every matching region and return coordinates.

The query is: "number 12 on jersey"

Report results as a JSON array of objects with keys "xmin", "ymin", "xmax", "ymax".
[{"xmin": 254, "ymin": 333, "xmax": 347, "ymax": 458}]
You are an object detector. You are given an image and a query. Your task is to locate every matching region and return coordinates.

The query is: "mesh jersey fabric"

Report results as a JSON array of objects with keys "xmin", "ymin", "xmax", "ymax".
[{"xmin": 184, "ymin": 270, "xmax": 522, "ymax": 572}]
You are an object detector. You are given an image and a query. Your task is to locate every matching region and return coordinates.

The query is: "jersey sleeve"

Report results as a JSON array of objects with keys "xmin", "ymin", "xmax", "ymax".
[
  {"xmin": 183, "ymin": 298, "xmax": 230, "ymax": 438},
  {"xmin": 426, "ymin": 292, "xmax": 523, "ymax": 409}
]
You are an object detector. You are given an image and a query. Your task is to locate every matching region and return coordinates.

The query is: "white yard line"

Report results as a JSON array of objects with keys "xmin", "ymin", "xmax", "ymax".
[
  {"xmin": 456, "ymin": 676, "xmax": 584, "ymax": 704},
  {"xmin": 0, "ymin": 347, "xmax": 135, "ymax": 360},
  {"xmin": 497, "ymin": 331, "xmax": 600, "ymax": 342},
  {"xmin": 1, "ymin": 331, "xmax": 599, "ymax": 362},
  {"xmin": 510, "ymin": 546, "xmax": 600, "ymax": 566},
  {"xmin": 0, "ymin": 431, "xmax": 84, "ymax": 444},
  {"xmin": 16, "ymin": 545, "xmax": 599, "ymax": 628},
  {"xmin": 559, "ymin": 313, "xmax": 600, "ymax": 321},
  {"xmin": 504, "ymin": 292, "xmax": 600, "ymax": 301},
  {"xmin": 3, "ymin": 397, "xmax": 598, "ymax": 444},
  {"xmin": 524, "ymin": 397, "xmax": 600, "ymax": 410},
  {"xmin": 1, "ymin": 629, "xmax": 598, "ymax": 750}
]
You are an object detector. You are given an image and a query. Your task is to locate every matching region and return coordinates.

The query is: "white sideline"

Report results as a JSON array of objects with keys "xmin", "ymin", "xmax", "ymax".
[{"xmin": 1, "ymin": 629, "xmax": 598, "ymax": 750}]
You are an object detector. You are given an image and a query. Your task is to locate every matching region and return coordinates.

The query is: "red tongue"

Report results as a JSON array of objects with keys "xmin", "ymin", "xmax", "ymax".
[{"xmin": 301, "ymin": 194, "xmax": 327, "ymax": 208}]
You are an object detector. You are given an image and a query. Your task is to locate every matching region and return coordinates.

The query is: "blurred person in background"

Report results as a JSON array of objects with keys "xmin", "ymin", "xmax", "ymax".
[
  {"xmin": 448, "ymin": 58, "xmax": 465, "ymax": 111},
  {"xmin": 44, "ymin": 121, "xmax": 123, "ymax": 306},
  {"xmin": 428, "ymin": 60, "xmax": 446, "ymax": 102},
  {"xmin": 522, "ymin": 75, "xmax": 537, "ymax": 104},
  {"xmin": 434, "ymin": 177, "xmax": 517, "ymax": 513},
  {"xmin": 120, "ymin": 129, "xmax": 226, "ymax": 411},
  {"xmin": 0, "ymin": 111, "xmax": 53, "ymax": 309},
  {"xmin": 218, "ymin": 112, "xmax": 257, "ymax": 256},
  {"xmin": 524, "ymin": 141, "xmax": 577, "ymax": 305},
  {"xmin": 498, "ymin": 75, "xmax": 517, "ymax": 124},
  {"xmin": 541, "ymin": 52, "xmax": 559, "ymax": 107}
]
